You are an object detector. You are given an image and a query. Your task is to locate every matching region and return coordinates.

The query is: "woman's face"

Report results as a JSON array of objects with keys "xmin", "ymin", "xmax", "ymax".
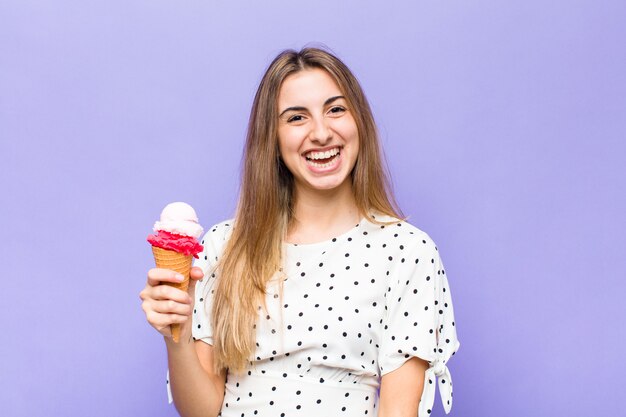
[{"xmin": 277, "ymin": 68, "xmax": 359, "ymax": 195}]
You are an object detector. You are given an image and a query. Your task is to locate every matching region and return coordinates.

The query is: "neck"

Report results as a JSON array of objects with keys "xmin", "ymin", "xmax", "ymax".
[{"xmin": 286, "ymin": 180, "xmax": 360, "ymax": 244}]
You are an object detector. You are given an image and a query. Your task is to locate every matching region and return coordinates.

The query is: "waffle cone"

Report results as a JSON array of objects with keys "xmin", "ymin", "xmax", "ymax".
[{"xmin": 151, "ymin": 246, "xmax": 193, "ymax": 343}]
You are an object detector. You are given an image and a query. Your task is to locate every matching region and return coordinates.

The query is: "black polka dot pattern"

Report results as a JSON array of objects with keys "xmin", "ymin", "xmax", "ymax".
[{"xmin": 175, "ymin": 215, "xmax": 460, "ymax": 416}]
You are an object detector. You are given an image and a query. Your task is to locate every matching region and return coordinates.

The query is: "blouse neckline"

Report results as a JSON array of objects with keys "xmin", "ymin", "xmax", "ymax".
[{"xmin": 282, "ymin": 217, "xmax": 366, "ymax": 250}]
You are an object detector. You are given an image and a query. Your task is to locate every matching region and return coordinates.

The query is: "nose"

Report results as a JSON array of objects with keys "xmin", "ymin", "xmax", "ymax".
[{"xmin": 308, "ymin": 116, "xmax": 332, "ymax": 145}]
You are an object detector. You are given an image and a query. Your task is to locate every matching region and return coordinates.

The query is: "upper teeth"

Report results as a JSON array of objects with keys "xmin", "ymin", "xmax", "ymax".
[{"xmin": 307, "ymin": 148, "xmax": 340, "ymax": 160}]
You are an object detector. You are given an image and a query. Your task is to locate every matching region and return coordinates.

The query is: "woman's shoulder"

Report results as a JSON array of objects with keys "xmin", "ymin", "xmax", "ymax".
[
  {"xmin": 199, "ymin": 218, "xmax": 234, "ymax": 250},
  {"xmin": 364, "ymin": 212, "xmax": 441, "ymax": 255},
  {"xmin": 207, "ymin": 218, "xmax": 235, "ymax": 233},
  {"xmin": 367, "ymin": 212, "xmax": 433, "ymax": 239}
]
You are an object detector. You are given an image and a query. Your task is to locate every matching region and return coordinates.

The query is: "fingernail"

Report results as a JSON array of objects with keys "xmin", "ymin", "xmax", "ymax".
[{"xmin": 175, "ymin": 274, "xmax": 184, "ymax": 281}]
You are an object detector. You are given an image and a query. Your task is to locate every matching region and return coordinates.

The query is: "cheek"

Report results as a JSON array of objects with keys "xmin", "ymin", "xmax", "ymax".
[
  {"xmin": 277, "ymin": 131, "xmax": 292, "ymax": 157},
  {"xmin": 279, "ymin": 142, "xmax": 298, "ymax": 162},
  {"xmin": 336, "ymin": 118, "xmax": 359, "ymax": 141},
  {"xmin": 278, "ymin": 137, "xmax": 301, "ymax": 168},
  {"xmin": 278, "ymin": 128, "xmax": 302, "ymax": 151}
]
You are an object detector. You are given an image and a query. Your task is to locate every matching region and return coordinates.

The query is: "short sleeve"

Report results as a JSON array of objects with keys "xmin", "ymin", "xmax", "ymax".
[
  {"xmin": 191, "ymin": 220, "xmax": 233, "ymax": 345},
  {"xmin": 378, "ymin": 232, "xmax": 460, "ymax": 415}
]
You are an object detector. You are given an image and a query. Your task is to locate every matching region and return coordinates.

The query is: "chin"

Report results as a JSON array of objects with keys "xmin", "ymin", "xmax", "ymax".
[{"xmin": 303, "ymin": 176, "xmax": 351, "ymax": 192}]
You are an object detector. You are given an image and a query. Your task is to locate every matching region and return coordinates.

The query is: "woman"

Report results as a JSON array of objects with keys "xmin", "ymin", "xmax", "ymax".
[{"xmin": 140, "ymin": 47, "xmax": 460, "ymax": 417}]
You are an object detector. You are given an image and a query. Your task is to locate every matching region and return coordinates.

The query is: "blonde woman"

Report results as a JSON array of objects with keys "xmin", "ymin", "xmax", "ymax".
[{"xmin": 140, "ymin": 47, "xmax": 460, "ymax": 417}]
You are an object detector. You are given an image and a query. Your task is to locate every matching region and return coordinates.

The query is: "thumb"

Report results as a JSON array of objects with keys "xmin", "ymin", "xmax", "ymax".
[
  {"xmin": 187, "ymin": 275, "xmax": 198, "ymax": 300},
  {"xmin": 187, "ymin": 266, "xmax": 204, "ymax": 299}
]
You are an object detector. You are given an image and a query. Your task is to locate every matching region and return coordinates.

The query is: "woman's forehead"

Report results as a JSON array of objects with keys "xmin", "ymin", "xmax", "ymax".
[{"xmin": 278, "ymin": 68, "xmax": 343, "ymax": 106}]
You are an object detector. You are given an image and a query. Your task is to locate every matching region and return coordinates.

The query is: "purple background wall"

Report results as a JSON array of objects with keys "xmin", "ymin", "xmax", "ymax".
[{"xmin": 2, "ymin": 1, "xmax": 625, "ymax": 416}]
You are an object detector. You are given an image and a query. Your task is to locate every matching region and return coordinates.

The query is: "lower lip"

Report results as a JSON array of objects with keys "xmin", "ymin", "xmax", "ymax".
[{"xmin": 304, "ymin": 152, "xmax": 342, "ymax": 173}]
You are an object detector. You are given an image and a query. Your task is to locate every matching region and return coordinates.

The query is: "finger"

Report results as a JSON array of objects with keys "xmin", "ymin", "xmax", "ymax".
[
  {"xmin": 143, "ymin": 284, "xmax": 191, "ymax": 304},
  {"xmin": 146, "ymin": 311, "xmax": 190, "ymax": 331},
  {"xmin": 150, "ymin": 299, "xmax": 193, "ymax": 316},
  {"xmin": 147, "ymin": 268, "xmax": 185, "ymax": 286},
  {"xmin": 190, "ymin": 266, "xmax": 204, "ymax": 281},
  {"xmin": 154, "ymin": 285, "xmax": 193, "ymax": 304}
]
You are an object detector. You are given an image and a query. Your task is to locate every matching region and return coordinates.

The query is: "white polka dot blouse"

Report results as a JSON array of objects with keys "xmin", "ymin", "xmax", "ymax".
[{"xmin": 167, "ymin": 214, "xmax": 460, "ymax": 416}]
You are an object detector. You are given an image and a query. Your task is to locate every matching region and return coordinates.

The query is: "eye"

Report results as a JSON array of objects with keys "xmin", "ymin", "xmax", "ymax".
[
  {"xmin": 287, "ymin": 114, "xmax": 304, "ymax": 123},
  {"xmin": 328, "ymin": 106, "xmax": 346, "ymax": 115}
]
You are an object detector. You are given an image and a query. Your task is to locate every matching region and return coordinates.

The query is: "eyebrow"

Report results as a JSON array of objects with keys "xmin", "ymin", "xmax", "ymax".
[{"xmin": 278, "ymin": 95, "xmax": 345, "ymax": 118}]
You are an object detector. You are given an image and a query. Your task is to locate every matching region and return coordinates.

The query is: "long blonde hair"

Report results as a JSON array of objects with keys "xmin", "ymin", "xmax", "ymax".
[{"xmin": 211, "ymin": 47, "xmax": 402, "ymax": 373}]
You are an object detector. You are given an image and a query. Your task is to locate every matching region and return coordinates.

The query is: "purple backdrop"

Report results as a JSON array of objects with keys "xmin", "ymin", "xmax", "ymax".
[{"xmin": 2, "ymin": 1, "xmax": 625, "ymax": 416}]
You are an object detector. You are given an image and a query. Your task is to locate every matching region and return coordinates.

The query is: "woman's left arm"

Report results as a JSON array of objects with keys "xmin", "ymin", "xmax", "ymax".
[{"xmin": 379, "ymin": 357, "xmax": 429, "ymax": 417}]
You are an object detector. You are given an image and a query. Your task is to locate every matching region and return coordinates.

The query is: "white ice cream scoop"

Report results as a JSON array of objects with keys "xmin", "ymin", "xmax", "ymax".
[{"xmin": 153, "ymin": 202, "xmax": 204, "ymax": 238}]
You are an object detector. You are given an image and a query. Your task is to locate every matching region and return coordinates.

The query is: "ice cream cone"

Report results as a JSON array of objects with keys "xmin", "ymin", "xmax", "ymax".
[{"xmin": 151, "ymin": 246, "xmax": 193, "ymax": 342}]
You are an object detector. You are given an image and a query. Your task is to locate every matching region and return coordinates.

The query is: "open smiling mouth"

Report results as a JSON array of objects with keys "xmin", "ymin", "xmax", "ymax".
[{"xmin": 304, "ymin": 147, "xmax": 341, "ymax": 168}]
